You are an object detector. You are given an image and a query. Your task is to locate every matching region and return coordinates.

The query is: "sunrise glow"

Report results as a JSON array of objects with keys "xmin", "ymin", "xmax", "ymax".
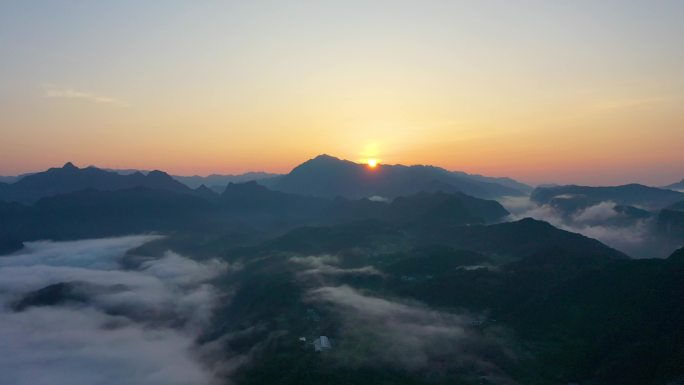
[
  {"xmin": 1, "ymin": 2, "xmax": 683, "ymax": 186},
  {"xmin": 1, "ymin": 4, "xmax": 684, "ymax": 383}
]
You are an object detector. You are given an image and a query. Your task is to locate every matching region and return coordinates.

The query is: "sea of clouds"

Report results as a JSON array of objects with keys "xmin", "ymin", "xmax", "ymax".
[
  {"xmin": 498, "ymin": 196, "xmax": 671, "ymax": 258},
  {"xmin": 0, "ymin": 235, "xmax": 229, "ymax": 385},
  {"xmin": 289, "ymin": 254, "xmax": 516, "ymax": 383}
]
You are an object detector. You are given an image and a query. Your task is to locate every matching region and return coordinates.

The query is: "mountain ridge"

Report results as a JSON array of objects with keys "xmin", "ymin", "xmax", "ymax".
[
  {"xmin": 531, "ymin": 183, "xmax": 684, "ymax": 210},
  {"xmin": 0, "ymin": 162, "xmax": 193, "ymax": 204},
  {"xmin": 272, "ymin": 154, "xmax": 530, "ymax": 199}
]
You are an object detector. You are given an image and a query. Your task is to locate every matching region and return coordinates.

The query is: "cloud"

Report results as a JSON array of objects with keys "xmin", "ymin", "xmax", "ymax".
[
  {"xmin": 290, "ymin": 254, "xmax": 341, "ymax": 267},
  {"xmin": 368, "ymin": 195, "xmax": 391, "ymax": 203},
  {"xmin": 0, "ymin": 236, "xmax": 231, "ymax": 385},
  {"xmin": 0, "ymin": 235, "xmax": 161, "ymax": 270},
  {"xmin": 571, "ymin": 201, "xmax": 620, "ymax": 224},
  {"xmin": 306, "ymin": 285, "xmax": 516, "ymax": 383},
  {"xmin": 498, "ymin": 196, "xmax": 665, "ymax": 258},
  {"xmin": 290, "ymin": 255, "xmax": 383, "ymax": 277},
  {"xmin": 43, "ymin": 85, "xmax": 129, "ymax": 107},
  {"xmin": 0, "ymin": 307, "xmax": 213, "ymax": 385}
]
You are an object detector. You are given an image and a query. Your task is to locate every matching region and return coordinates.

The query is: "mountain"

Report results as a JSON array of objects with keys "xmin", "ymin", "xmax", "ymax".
[
  {"xmin": 220, "ymin": 181, "xmax": 325, "ymax": 210},
  {"xmin": 251, "ymin": 216, "xmax": 624, "ymax": 265},
  {"xmin": 217, "ymin": 181, "xmax": 331, "ymax": 227},
  {"xmin": 0, "ymin": 187, "xmax": 216, "ymax": 240},
  {"xmin": 509, "ymin": 249, "xmax": 684, "ymax": 385},
  {"xmin": 664, "ymin": 179, "xmax": 684, "ymax": 191},
  {"xmin": 657, "ymin": 207, "xmax": 684, "ymax": 243},
  {"xmin": 0, "ymin": 162, "xmax": 194, "ymax": 204},
  {"xmin": 106, "ymin": 168, "xmax": 281, "ymax": 188},
  {"xmin": 531, "ymin": 183, "xmax": 684, "ymax": 211},
  {"xmin": 271, "ymin": 154, "xmax": 529, "ymax": 199},
  {"xmin": 670, "ymin": 200, "xmax": 684, "ymax": 211},
  {"xmin": 386, "ymin": 191, "xmax": 509, "ymax": 225},
  {"xmin": 6, "ymin": 176, "xmax": 674, "ymax": 385},
  {"xmin": 213, "ymin": 216, "xmax": 655, "ymax": 385},
  {"xmin": 1, "ymin": 158, "xmax": 529, "ymax": 202},
  {"xmin": 451, "ymin": 170, "xmax": 532, "ymax": 193},
  {"xmin": 13, "ymin": 282, "xmax": 90, "ymax": 311},
  {"xmin": 0, "ymin": 178, "xmax": 511, "ymax": 246},
  {"xmin": 428, "ymin": 217, "xmax": 628, "ymax": 260},
  {"xmin": 193, "ymin": 184, "xmax": 219, "ymax": 201},
  {"xmin": 219, "ymin": 181, "xmax": 511, "ymax": 228},
  {"xmin": 0, "ymin": 234, "xmax": 23, "ymax": 255},
  {"xmin": 173, "ymin": 172, "xmax": 281, "ymax": 189},
  {"xmin": 670, "ymin": 246, "xmax": 684, "ymax": 262},
  {"xmin": 0, "ymin": 176, "xmax": 20, "ymax": 184}
]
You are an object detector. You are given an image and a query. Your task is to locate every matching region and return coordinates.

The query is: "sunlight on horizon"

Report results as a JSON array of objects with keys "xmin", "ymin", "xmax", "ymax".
[
  {"xmin": 1, "ymin": 1, "xmax": 683, "ymax": 185},
  {"xmin": 367, "ymin": 159, "xmax": 378, "ymax": 169}
]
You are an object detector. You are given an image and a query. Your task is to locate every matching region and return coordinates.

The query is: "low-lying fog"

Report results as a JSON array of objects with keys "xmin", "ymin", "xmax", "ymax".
[
  {"xmin": 0, "ymin": 236, "xmax": 228, "ymax": 385},
  {"xmin": 499, "ymin": 196, "xmax": 677, "ymax": 258}
]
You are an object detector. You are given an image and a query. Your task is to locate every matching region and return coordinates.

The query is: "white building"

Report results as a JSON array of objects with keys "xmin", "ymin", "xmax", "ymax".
[{"xmin": 313, "ymin": 336, "xmax": 332, "ymax": 351}]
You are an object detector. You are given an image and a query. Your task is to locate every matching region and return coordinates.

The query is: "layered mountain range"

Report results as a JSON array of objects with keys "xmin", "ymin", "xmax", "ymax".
[
  {"xmin": 0, "ymin": 155, "xmax": 532, "ymax": 203},
  {"xmin": 2, "ymin": 156, "xmax": 684, "ymax": 385}
]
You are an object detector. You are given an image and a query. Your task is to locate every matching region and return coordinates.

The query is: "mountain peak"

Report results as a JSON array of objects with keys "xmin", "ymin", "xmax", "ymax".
[
  {"xmin": 299, "ymin": 154, "xmax": 358, "ymax": 169},
  {"xmin": 146, "ymin": 170, "xmax": 173, "ymax": 180},
  {"xmin": 275, "ymin": 154, "xmax": 528, "ymax": 199},
  {"xmin": 307, "ymin": 154, "xmax": 348, "ymax": 165},
  {"xmin": 62, "ymin": 162, "xmax": 78, "ymax": 170},
  {"xmin": 313, "ymin": 154, "xmax": 339, "ymax": 161}
]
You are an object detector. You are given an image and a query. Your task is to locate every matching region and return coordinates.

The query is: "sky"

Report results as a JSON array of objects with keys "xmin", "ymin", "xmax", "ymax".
[{"xmin": 1, "ymin": 0, "xmax": 683, "ymax": 185}]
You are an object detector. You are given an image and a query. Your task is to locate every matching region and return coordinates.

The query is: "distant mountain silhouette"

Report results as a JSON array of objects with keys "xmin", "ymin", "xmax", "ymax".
[
  {"xmin": 0, "ymin": 162, "xmax": 194, "ymax": 204},
  {"xmin": 531, "ymin": 184, "xmax": 684, "ymax": 211},
  {"xmin": 220, "ymin": 181, "xmax": 325, "ymax": 210},
  {"xmin": 174, "ymin": 172, "xmax": 281, "ymax": 189},
  {"xmin": 99, "ymin": 168, "xmax": 281, "ymax": 188},
  {"xmin": 193, "ymin": 184, "xmax": 219, "ymax": 201},
  {"xmin": 0, "ymin": 176, "xmax": 19, "ymax": 184},
  {"xmin": 665, "ymin": 179, "xmax": 684, "ymax": 191},
  {"xmin": 271, "ymin": 154, "xmax": 529, "ymax": 199}
]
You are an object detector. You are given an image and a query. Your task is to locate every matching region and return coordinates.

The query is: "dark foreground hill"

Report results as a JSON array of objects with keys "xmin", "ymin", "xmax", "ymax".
[
  {"xmin": 509, "ymin": 247, "xmax": 684, "ymax": 384},
  {"xmin": 167, "ymin": 214, "xmax": 673, "ymax": 385},
  {"xmin": 203, "ymin": 224, "xmax": 679, "ymax": 385}
]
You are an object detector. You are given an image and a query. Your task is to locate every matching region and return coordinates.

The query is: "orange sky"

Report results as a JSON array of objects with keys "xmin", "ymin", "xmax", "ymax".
[{"xmin": 1, "ymin": 1, "xmax": 683, "ymax": 186}]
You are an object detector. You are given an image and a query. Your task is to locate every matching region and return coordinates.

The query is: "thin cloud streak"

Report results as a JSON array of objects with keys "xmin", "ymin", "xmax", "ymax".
[{"xmin": 42, "ymin": 85, "xmax": 129, "ymax": 107}]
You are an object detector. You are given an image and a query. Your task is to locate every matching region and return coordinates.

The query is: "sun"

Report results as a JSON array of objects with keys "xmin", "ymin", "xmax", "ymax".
[{"xmin": 367, "ymin": 159, "xmax": 378, "ymax": 168}]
